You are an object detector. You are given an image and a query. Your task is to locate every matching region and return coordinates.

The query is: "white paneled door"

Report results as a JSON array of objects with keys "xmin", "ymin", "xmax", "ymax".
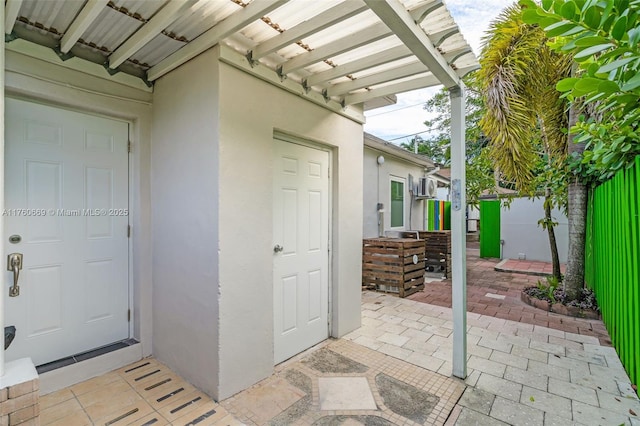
[
  {"xmin": 273, "ymin": 138, "xmax": 329, "ymax": 364},
  {"xmin": 4, "ymin": 98, "xmax": 130, "ymax": 366}
]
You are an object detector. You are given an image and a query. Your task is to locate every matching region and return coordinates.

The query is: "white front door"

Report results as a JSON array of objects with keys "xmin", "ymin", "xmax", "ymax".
[
  {"xmin": 273, "ymin": 138, "xmax": 329, "ymax": 364},
  {"xmin": 4, "ymin": 98, "xmax": 130, "ymax": 366}
]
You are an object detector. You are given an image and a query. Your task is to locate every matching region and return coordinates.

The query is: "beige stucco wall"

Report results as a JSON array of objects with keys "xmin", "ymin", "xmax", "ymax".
[
  {"xmin": 5, "ymin": 44, "xmax": 364, "ymax": 401},
  {"xmin": 151, "ymin": 49, "xmax": 221, "ymax": 397},
  {"xmin": 217, "ymin": 61, "xmax": 364, "ymax": 399},
  {"xmin": 363, "ymin": 146, "xmax": 428, "ymax": 238}
]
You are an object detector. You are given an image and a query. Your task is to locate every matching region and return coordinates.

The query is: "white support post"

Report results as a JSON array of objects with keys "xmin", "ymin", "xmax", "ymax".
[
  {"xmin": 449, "ymin": 84, "xmax": 467, "ymax": 379},
  {"xmin": 1, "ymin": 2, "xmax": 6, "ymax": 377}
]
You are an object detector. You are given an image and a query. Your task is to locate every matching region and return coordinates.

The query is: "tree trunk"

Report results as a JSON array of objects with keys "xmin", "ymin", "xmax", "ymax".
[
  {"xmin": 544, "ymin": 189, "xmax": 562, "ymax": 281},
  {"xmin": 564, "ymin": 103, "xmax": 587, "ymax": 299}
]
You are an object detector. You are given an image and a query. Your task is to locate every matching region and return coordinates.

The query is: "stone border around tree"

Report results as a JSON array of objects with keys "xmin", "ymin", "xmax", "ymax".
[{"xmin": 520, "ymin": 291, "xmax": 600, "ymax": 320}]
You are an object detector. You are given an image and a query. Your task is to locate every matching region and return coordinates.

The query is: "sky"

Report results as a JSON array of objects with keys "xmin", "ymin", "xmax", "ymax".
[{"xmin": 363, "ymin": 0, "xmax": 514, "ymax": 143}]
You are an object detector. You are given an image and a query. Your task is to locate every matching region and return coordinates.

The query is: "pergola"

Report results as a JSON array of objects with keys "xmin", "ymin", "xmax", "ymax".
[{"xmin": 1, "ymin": 0, "xmax": 474, "ymax": 379}]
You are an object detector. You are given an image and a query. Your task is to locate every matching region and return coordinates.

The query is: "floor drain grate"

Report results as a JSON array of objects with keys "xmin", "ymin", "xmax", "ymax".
[{"xmin": 105, "ymin": 408, "xmax": 139, "ymax": 425}]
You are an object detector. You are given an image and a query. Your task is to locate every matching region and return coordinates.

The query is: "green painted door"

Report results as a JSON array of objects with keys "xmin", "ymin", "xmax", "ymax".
[{"xmin": 480, "ymin": 200, "xmax": 501, "ymax": 258}]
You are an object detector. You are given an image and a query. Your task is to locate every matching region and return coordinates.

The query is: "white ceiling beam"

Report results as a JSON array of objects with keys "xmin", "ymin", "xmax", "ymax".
[
  {"xmin": 443, "ymin": 46, "xmax": 472, "ymax": 62},
  {"xmin": 343, "ymin": 73, "xmax": 441, "ymax": 105},
  {"xmin": 281, "ymin": 22, "xmax": 391, "ymax": 75},
  {"xmin": 250, "ymin": 1, "xmax": 368, "ymax": 61},
  {"xmin": 305, "ymin": 44, "xmax": 411, "ymax": 87},
  {"xmin": 109, "ymin": 0, "xmax": 194, "ymax": 69},
  {"xmin": 218, "ymin": 45, "xmax": 365, "ymax": 123},
  {"xmin": 343, "ymin": 64, "xmax": 476, "ymax": 105},
  {"xmin": 363, "ymin": 95, "xmax": 397, "ymax": 111},
  {"xmin": 455, "ymin": 64, "xmax": 479, "ymax": 78},
  {"xmin": 60, "ymin": 0, "xmax": 109, "ymax": 53},
  {"xmin": 5, "ymin": 0, "xmax": 23, "ymax": 34},
  {"xmin": 364, "ymin": 0, "xmax": 461, "ymax": 88},
  {"xmin": 326, "ymin": 61, "xmax": 426, "ymax": 97},
  {"xmin": 409, "ymin": 0, "xmax": 443, "ymax": 23},
  {"xmin": 148, "ymin": 0, "xmax": 289, "ymax": 81},
  {"xmin": 428, "ymin": 27, "xmax": 458, "ymax": 47}
]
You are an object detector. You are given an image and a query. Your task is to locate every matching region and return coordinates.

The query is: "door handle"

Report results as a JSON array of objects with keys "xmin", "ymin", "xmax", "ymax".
[
  {"xmin": 7, "ymin": 253, "xmax": 23, "ymax": 297},
  {"xmin": 273, "ymin": 245, "xmax": 284, "ymax": 253}
]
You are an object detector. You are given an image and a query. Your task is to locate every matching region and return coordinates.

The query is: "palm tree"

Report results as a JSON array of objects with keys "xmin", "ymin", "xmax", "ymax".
[
  {"xmin": 477, "ymin": 4, "xmax": 573, "ymax": 281},
  {"xmin": 563, "ymin": 100, "xmax": 588, "ymax": 299}
]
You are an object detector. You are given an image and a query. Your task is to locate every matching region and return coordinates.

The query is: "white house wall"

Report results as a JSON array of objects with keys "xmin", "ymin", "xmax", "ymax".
[
  {"xmin": 217, "ymin": 61, "xmax": 364, "ymax": 400},
  {"xmin": 437, "ymin": 187, "xmax": 450, "ymax": 201},
  {"xmin": 151, "ymin": 50, "xmax": 221, "ymax": 398},
  {"xmin": 5, "ymin": 43, "xmax": 364, "ymax": 401},
  {"xmin": 4, "ymin": 48, "xmax": 154, "ymax": 384},
  {"xmin": 500, "ymin": 197, "xmax": 569, "ymax": 263},
  {"xmin": 363, "ymin": 147, "xmax": 427, "ymax": 237}
]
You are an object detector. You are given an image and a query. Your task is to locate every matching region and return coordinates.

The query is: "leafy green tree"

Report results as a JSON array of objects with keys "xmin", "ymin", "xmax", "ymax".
[
  {"xmin": 400, "ymin": 136, "xmax": 447, "ymax": 165},
  {"xmin": 477, "ymin": 4, "xmax": 572, "ymax": 280},
  {"xmin": 521, "ymin": 0, "xmax": 640, "ymax": 181},
  {"xmin": 520, "ymin": 0, "xmax": 640, "ymax": 297},
  {"xmin": 400, "ymin": 74, "xmax": 496, "ymax": 206}
]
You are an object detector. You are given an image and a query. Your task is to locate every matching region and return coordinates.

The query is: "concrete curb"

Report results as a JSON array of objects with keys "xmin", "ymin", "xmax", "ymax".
[{"xmin": 494, "ymin": 259, "xmax": 551, "ymax": 277}]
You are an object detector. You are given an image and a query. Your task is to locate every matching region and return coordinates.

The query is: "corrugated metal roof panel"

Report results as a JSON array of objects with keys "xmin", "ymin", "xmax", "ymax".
[
  {"xmin": 368, "ymin": 71, "xmax": 433, "ymax": 90},
  {"xmin": 80, "ymin": 7, "xmax": 142, "ymax": 52},
  {"xmin": 164, "ymin": 1, "xmax": 241, "ymax": 42},
  {"xmin": 350, "ymin": 56, "xmax": 419, "ymax": 80},
  {"xmin": 329, "ymin": 36, "xmax": 401, "ymax": 65},
  {"xmin": 240, "ymin": 20, "xmax": 277, "ymax": 45},
  {"xmin": 266, "ymin": 0, "xmax": 341, "ymax": 30},
  {"xmin": 271, "ymin": 43, "xmax": 307, "ymax": 61},
  {"xmin": 130, "ymin": 33, "xmax": 185, "ymax": 68},
  {"xmin": 17, "ymin": 0, "xmax": 82, "ymax": 36},
  {"xmin": 301, "ymin": 10, "xmax": 379, "ymax": 49},
  {"xmin": 8, "ymin": 0, "xmax": 478, "ymax": 103}
]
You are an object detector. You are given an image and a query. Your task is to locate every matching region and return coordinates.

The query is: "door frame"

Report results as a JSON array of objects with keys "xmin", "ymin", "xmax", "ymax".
[
  {"xmin": 3, "ymin": 51, "xmax": 153, "ymax": 391},
  {"xmin": 4, "ymin": 95, "xmax": 135, "ymax": 355},
  {"xmin": 273, "ymin": 131, "xmax": 334, "ymax": 348}
]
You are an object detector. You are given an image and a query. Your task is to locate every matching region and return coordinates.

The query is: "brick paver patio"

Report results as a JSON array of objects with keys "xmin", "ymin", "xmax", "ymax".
[
  {"xmin": 408, "ymin": 248, "xmax": 611, "ymax": 346},
  {"xmin": 495, "ymin": 258, "xmax": 567, "ymax": 276}
]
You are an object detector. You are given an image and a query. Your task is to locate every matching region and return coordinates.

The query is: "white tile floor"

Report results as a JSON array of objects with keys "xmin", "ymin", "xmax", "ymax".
[
  {"xmin": 346, "ymin": 291, "xmax": 640, "ymax": 426},
  {"xmin": 39, "ymin": 292, "xmax": 640, "ymax": 425},
  {"xmin": 222, "ymin": 338, "xmax": 465, "ymax": 425}
]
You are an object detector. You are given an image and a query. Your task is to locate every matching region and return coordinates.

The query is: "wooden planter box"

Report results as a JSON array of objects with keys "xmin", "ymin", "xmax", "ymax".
[
  {"xmin": 362, "ymin": 238, "xmax": 425, "ymax": 297},
  {"xmin": 402, "ymin": 231, "xmax": 452, "ymax": 277}
]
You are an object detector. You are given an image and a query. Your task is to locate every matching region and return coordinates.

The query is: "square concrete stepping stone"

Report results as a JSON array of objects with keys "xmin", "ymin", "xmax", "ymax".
[
  {"xmin": 485, "ymin": 293, "xmax": 506, "ymax": 300},
  {"xmin": 318, "ymin": 377, "xmax": 376, "ymax": 411}
]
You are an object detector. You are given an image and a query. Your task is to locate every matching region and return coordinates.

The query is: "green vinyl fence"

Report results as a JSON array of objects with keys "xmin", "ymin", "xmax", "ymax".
[
  {"xmin": 585, "ymin": 156, "xmax": 639, "ymax": 387},
  {"xmin": 480, "ymin": 200, "xmax": 501, "ymax": 258}
]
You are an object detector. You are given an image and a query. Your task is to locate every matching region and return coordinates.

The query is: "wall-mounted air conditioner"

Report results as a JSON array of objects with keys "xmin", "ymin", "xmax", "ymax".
[{"xmin": 416, "ymin": 177, "xmax": 437, "ymax": 199}]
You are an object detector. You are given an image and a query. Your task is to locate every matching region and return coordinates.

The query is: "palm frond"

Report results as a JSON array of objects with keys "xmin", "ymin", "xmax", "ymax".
[{"xmin": 477, "ymin": 3, "xmax": 570, "ymax": 193}]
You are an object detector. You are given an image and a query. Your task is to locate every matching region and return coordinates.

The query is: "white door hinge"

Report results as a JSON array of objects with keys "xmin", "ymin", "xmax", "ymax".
[
  {"xmin": 128, "ymin": 141, "xmax": 132, "ymax": 153},
  {"xmin": 127, "ymin": 225, "xmax": 131, "ymax": 238}
]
